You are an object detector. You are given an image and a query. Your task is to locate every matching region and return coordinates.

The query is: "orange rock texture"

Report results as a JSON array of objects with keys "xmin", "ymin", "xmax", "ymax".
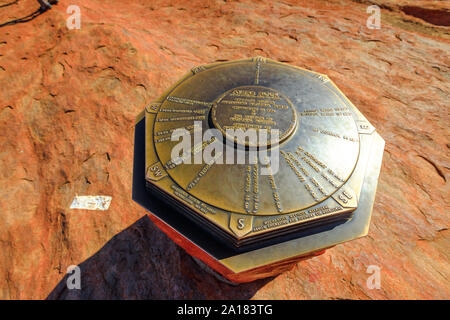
[{"xmin": 0, "ymin": 0, "xmax": 448, "ymax": 299}]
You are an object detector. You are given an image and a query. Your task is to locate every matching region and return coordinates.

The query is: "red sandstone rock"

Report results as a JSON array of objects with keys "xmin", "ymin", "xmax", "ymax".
[{"xmin": 0, "ymin": 0, "xmax": 448, "ymax": 299}]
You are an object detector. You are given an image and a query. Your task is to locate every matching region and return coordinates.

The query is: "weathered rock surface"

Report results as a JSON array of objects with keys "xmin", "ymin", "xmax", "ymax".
[{"xmin": 0, "ymin": 0, "xmax": 448, "ymax": 299}]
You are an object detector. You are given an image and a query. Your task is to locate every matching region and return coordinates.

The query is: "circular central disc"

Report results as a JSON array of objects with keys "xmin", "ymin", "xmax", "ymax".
[{"xmin": 211, "ymin": 86, "xmax": 297, "ymax": 147}]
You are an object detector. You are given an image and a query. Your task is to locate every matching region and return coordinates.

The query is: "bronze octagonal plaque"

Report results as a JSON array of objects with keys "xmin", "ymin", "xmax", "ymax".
[{"xmin": 133, "ymin": 57, "xmax": 384, "ymax": 282}]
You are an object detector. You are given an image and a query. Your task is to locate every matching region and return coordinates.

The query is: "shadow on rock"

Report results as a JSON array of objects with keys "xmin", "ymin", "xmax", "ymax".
[
  {"xmin": 47, "ymin": 215, "xmax": 271, "ymax": 299},
  {"xmin": 0, "ymin": 1, "xmax": 58, "ymax": 28}
]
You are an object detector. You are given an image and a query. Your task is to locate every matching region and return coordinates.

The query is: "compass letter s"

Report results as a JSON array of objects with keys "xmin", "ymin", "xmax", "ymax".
[{"xmin": 237, "ymin": 219, "xmax": 245, "ymax": 230}]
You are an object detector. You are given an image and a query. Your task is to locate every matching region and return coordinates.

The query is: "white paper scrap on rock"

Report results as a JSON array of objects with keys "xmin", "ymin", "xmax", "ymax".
[{"xmin": 70, "ymin": 195, "xmax": 112, "ymax": 211}]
